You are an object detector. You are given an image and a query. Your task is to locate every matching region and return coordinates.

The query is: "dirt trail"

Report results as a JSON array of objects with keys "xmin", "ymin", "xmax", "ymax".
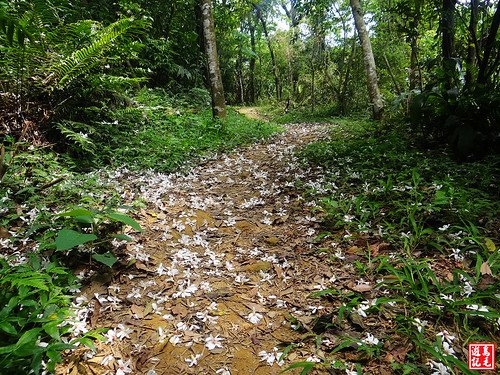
[
  {"xmin": 236, "ymin": 107, "xmax": 269, "ymax": 122},
  {"xmin": 60, "ymin": 121, "xmax": 340, "ymax": 375}
]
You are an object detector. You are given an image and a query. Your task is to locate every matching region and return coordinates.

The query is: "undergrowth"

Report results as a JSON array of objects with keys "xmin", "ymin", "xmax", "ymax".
[
  {"xmin": 287, "ymin": 119, "xmax": 499, "ymax": 374},
  {"xmin": 0, "ymin": 90, "xmax": 278, "ymax": 373},
  {"xmin": 54, "ymin": 88, "xmax": 279, "ymax": 171}
]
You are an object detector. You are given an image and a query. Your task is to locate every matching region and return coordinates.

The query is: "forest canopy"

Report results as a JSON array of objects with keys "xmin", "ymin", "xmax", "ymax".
[{"xmin": 1, "ymin": 0, "xmax": 499, "ymax": 158}]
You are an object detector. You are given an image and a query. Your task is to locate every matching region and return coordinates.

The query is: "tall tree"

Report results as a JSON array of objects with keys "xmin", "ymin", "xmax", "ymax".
[
  {"xmin": 441, "ymin": 0, "xmax": 457, "ymax": 89},
  {"xmin": 200, "ymin": 0, "xmax": 227, "ymax": 118},
  {"xmin": 281, "ymin": 0, "xmax": 303, "ymax": 97},
  {"xmin": 248, "ymin": 17, "xmax": 257, "ymax": 103},
  {"xmin": 253, "ymin": 3, "xmax": 281, "ymax": 100},
  {"xmin": 465, "ymin": 0, "xmax": 478, "ymax": 87},
  {"xmin": 349, "ymin": 0, "xmax": 384, "ymax": 119},
  {"xmin": 477, "ymin": 0, "xmax": 500, "ymax": 84}
]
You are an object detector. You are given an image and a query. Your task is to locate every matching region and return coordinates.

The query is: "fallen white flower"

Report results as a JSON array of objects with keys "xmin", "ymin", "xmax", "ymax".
[
  {"xmin": 361, "ymin": 333, "xmax": 380, "ymax": 346},
  {"xmin": 116, "ymin": 359, "xmax": 133, "ymax": 375},
  {"xmin": 204, "ymin": 334, "xmax": 223, "ymax": 350},
  {"xmin": 115, "ymin": 324, "xmax": 133, "ymax": 340},
  {"xmin": 185, "ymin": 353, "xmax": 202, "ymax": 367},
  {"xmin": 247, "ymin": 309, "xmax": 263, "ymax": 324},
  {"xmin": 169, "ymin": 334, "xmax": 182, "ymax": 345}
]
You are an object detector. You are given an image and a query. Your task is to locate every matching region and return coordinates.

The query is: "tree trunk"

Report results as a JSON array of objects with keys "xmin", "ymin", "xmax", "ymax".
[
  {"xmin": 441, "ymin": 0, "xmax": 457, "ymax": 89},
  {"xmin": 339, "ymin": 38, "xmax": 356, "ymax": 116},
  {"xmin": 249, "ymin": 20, "xmax": 256, "ymax": 103},
  {"xmin": 254, "ymin": 4, "xmax": 281, "ymax": 100},
  {"xmin": 383, "ymin": 53, "xmax": 402, "ymax": 96},
  {"xmin": 200, "ymin": 0, "xmax": 226, "ymax": 118},
  {"xmin": 409, "ymin": 36, "xmax": 422, "ymax": 91},
  {"xmin": 477, "ymin": 0, "xmax": 500, "ymax": 84},
  {"xmin": 465, "ymin": 0, "xmax": 478, "ymax": 87},
  {"xmin": 408, "ymin": 0, "xmax": 422, "ymax": 91},
  {"xmin": 311, "ymin": 65, "xmax": 315, "ymax": 113},
  {"xmin": 349, "ymin": 0, "xmax": 384, "ymax": 120},
  {"xmin": 237, "ymin": 26, "xmax": 245, "ymax": 103},
  {"xmin": 281, "ymin": 0, "xmax": 302, "ymax": 98}
]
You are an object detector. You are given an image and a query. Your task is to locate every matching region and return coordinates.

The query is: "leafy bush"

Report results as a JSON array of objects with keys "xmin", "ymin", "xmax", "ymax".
[
  {"xmin": 0, "ymin": 255, "xmax": 78, "ymax": 374},
  {"xmin": 0, "ymin": 0, "xmax": 149, "ymax": 155},
  {"xmin": 89, "ymin": 88, "xmax": 280, "ymax": 171},
  {"xmin": 297, "ymin": 119, "xmax": 500, "ymax": 372},
  {"xmin": 53, "ymin": 207, "xmax": 142, "ymax": 267}
]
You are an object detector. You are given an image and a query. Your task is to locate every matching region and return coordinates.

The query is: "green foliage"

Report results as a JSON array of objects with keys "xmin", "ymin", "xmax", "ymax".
[
  {"xmin": 53, "ymin": 207, "xmax": 141, "ymax": 266},
  {"xmin": 299, "ymin": 118, "xmax": 499, "ymax": 372},
  {"xmin": 89, "ymin": 88, "xmax": 280, "ymax": 171},
  {"xmin": 0, "ymin": 0, "xmax": 150, "ymax": 159},
  {"xmin": 0, "ymin": 255, "xmax": 79, "ymax": 374},
  {"xmin": 281, "ymin": 361, "xmax": 316, "ymax": 374},
  {"xmin": 55, "ymin": 229, "xmax": 97, "ymax": 251},
  {"xmin": 301, "ymin": 120, "xmax": 499, "ymax": 254},
  {"xmin": 48, "ymin": 17, "xmax": 148, "ymax": 89}
]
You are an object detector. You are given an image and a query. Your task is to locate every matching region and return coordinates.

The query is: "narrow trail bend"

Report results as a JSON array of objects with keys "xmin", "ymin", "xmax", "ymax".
[{"xmin": 62, "ymin": 122, "xmax": 344, "ymax": 375}]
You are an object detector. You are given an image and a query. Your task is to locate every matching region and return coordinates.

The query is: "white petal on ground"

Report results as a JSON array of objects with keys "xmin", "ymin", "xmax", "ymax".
[
  {"xmin": 247, "ymin": 308, "xmax": 263, "ymax": 324},
  {"xmin": 204, "ymin": 334, "xmax": 223, "ymax": 350}
]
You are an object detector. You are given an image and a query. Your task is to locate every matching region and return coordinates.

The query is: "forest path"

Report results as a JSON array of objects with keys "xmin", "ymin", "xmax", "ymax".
[
  {"xmin": 62, "ymin": 121, "xmax": 339, "ymax": 375},
  {"xmin": 236, "ymin": 107, "xmax": 269, "ymax": 122}
]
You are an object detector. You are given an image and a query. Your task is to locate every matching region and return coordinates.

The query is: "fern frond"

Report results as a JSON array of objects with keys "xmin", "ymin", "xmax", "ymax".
[
  {"xmin": 91, "ymin": 74, "xmax": 147, "ymax": 91},
  {"xmin": 49, "ymin": 17, "xmax": 144, "ymax": 89},
  {"xmin": 170, "ymin": 63, "xmax": 193, "ymax": 80},
  {"xmin": 57, "ymin": 121, "xmax": 95, "ymax": 154}
]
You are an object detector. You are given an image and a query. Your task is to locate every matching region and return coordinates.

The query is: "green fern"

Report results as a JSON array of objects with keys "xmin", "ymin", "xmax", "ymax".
[
  {"xmin": 57, "ymin": 121, "xmax": 96, "ymax": 154},
  {"xmin": 49, "ymin": 17, "xmax": 145, "ymax": 88},
  {"xmin": 91, "ymin": 74, "xmax": 148, "ymax": 91}
]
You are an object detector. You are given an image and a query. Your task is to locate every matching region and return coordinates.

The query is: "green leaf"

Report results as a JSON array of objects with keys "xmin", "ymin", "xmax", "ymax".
[
  {"xmin": 484, "ymin": 237, "xmax": 496, "ymax": 252},
  {"xmin": 0, "ymin": 343, "xmax": 17, "ymax": 355},
  {"xmin": 55, "ymin": 229, "xmax": 97, "ymax": 251},
  {"xmin": 107, "ymin": 212, "xmax": 142, "ymax": 232},
  {"xmin": 281, "ymin": 361, "xmax": 316, "ymax": 374},
  {"xmin": 433, "ymin": 190, "xmax": 448, "ymax": 205},
  {"xmin": 92, "ymin": 252, "xmax": 117, "ymax": 267},
  {"xmin": 16, "ymin": 327, "xmax": 42, "ymax": 348},
  {"xmin": 31, "ymin": 351, "xmax": 43, "ymax": 375},
  {"xmin": 57, "ymin": 208, "xmax": 94, "ymax": 224},
  {"xmin": 0, "ymin": 321, "xmax": 17, "ymax": 335},
  {"xmin": 74, "ymin": 337, "xmax": 96, "ymax": 350},
  {"xmin": 43, "ymin": 321, "xmax": 60, "ymax": 340},
  {"xmin": 57, "ymin": 208, "xmax": 94, "ymax": 217},
  {"xmin": 112, "ymin": 233, "xmax": 134, "ymax": 242}
]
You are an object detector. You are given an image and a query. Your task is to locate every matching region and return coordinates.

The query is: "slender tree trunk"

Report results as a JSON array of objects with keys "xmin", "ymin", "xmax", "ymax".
[
  {"xmin": 408, "ymin": 1, "xmax": 422, "ymax": 91},
  {"xmin": 237, "ymin": 26, "xmax": 245, "ymax": 103},
  {"xmin": 249, "ymin": 20, "xmax": 256, "ymax": 103},
  {"xmin": 478, "ymin": 0, "xmax": 500, "ymax": 84},
  {"xmin": 409, "ymin": 37, "xmax": 423, "ymax": 91},
  {"xmin": 254, "ymin": 5, "xmax": 281, "ymax": 100},
  {"xmin": 281, "ymin": 0, "xmax": 302, "ymax": 98},
  {"xmin": 311, "ymin": 65, "xmax": 315, "ymax": 113},
  {"xmin": 465, "ymin": 0, "xmax": 478, "ymax": 87},
  {"xmin": 441, "ymin": 0, "xmax": 457, "ymax": 89},
  {"xmin": 339, "ymin": 38, "xmax": 356, "ymax": 116},
  {"xmin": 383, "ymin": 53, "xmax": 402, "ymax": 96},
  {"xmin": 200, "ymin": 0, "xmax": 226, "ymax": 118},
  {"xmin": 349, "ymin": 0, "xmax": 384, "ymax": 119}
]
